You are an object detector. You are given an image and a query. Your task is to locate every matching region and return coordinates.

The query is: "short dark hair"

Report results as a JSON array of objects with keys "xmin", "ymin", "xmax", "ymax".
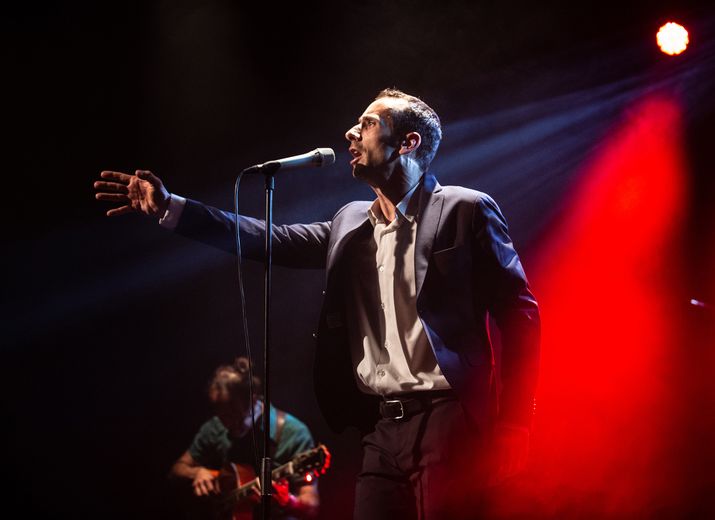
[
  {"xmin": 375, "ymin": 88, "xmax": 442, "ymax": 171},
  {"xmin": 208, "ymin": 357, "xmax": 262, "ymax": 402}
]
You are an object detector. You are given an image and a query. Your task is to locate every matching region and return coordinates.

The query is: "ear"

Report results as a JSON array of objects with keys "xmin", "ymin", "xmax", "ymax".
[{"xmin": 398, "ymin": 131, "xmax": 421, "ymax": 155}]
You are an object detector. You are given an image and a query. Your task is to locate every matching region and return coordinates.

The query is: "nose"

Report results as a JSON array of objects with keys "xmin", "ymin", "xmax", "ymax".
[{"xmin": 345, "ymin": 124, "xmax": 361, "ymax": 142}]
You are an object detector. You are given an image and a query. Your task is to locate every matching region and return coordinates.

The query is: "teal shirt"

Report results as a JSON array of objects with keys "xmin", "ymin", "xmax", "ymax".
[{"xmin": 188, "ymin": 405, "xmax": 315, "ymax": 482}]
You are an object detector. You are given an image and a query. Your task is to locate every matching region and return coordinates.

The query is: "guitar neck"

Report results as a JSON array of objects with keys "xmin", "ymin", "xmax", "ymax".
[
  {"xmin": 218, "ymin": 445, "xmax": 328, "ymax": 515},
  {"xmin": 234, "ymin": 460, "xmax": 294, "ymax": 499}
]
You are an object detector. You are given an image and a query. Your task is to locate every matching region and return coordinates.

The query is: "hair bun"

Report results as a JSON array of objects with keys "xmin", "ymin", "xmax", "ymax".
[{"xmin": 233, "ymin": 356, "xmax": 250, "ymax": 375}]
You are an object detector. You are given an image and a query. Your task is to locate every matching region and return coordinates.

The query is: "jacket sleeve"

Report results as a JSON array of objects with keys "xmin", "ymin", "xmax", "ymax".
[
  {"xmin": 175, "ymin": 198, "xmax": 330, "ymax": 269},
  {"xmin": 472, "ymin": 193, "xmax": 541, "ymax": 428}
]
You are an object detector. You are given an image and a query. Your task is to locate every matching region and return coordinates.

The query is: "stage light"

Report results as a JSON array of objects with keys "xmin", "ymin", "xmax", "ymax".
[{"xmin": 657, "ymin": 22, "xmax": 689, "ymax": 55}]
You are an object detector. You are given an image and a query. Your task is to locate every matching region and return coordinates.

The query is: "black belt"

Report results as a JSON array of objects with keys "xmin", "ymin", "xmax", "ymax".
[{"xmin": 379, "ymin": 389, "xmax": 457, "ymax": 421}]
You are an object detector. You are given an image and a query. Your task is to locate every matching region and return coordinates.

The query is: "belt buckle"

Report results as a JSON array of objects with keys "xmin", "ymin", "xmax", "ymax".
[{"xmin": 384, "ymin": 399, "xmax": 405, "ymax": 420}]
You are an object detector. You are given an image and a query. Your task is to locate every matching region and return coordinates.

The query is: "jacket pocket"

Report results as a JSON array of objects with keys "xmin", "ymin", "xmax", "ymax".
[{"xmin": 431, "ymin": 243, "xmax": 469, "ymax": 276}]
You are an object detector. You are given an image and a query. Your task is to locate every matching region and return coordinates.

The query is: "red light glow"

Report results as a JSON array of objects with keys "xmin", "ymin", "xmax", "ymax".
[
  {"xmin": 524, "ymin": 92, "xmax": 690, "ymax": 515},
  {"xmin": 657, "ymin": 22, "xmax": 689, "ymax": 55}
]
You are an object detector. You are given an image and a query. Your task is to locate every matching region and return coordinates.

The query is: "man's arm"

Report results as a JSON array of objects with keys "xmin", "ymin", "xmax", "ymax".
[
  {"xmin": 170, "ymin": 450, "xmax": 220, "ymax": 496},
  {"xmin": 175, "ymin": 198, "xmax": 331, "ymax": 269},
  {"xmin": 472, "ymin": 193, "xmax": 541, "ymax": 485},
  {"xmin": 93, "ymin": 169, "xmax": 331, "ymax": 269},
  {"xmin": 472, "ymin": 193, "xmax": 540, "ymax": 428}
]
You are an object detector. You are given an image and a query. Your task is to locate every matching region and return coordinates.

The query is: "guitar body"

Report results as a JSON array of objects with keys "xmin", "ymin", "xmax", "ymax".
[
  {"xmin": 205, "ymin": 444, "xmax": 331, "ymax": 520},
  {"xmin": 212, "ymin": 463, "xmax": 259, "ymax": 520}
]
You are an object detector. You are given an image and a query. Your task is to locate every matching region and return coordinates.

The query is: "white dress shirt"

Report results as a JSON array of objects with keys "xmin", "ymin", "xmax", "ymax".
[{"xmin": 347, "ymin": 185, "xmax": 450, "ymax": 396}]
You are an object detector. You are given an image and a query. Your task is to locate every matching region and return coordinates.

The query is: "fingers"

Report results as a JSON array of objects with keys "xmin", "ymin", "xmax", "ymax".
[
  {"xmin": 193, "ymin": 478, "xmax": 216, "ymax": 496},
  {"xmin": 95, "ymin": 193, "xmax": 129, "ymax": 202},
  {"xmin": 271, "ymin": 479, "xmax": 291, "ymax": 507},
  {"xmin": 272, "ymin": 479, "xmax": 289, "ymax": 494},
  {"xmin": 247, "ymin": 485, "xmax": 262, "ymax": 504},
  {"xmin": 106, "ymin": 205, "xmax": 133, "ymax": 217},
  {"xmin": 193, "ymin": 481, "xmax": 206, "ymax": 496},
  {"xmin": 94, "ymin": 180, "xmax": 128, "ymax": 193},
  {"xmin": 100, "ymin": 170, "xmax": 133, "ymax": 183}
]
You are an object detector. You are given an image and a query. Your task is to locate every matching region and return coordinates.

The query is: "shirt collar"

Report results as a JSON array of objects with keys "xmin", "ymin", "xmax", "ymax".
[{"xmin": 367, "ymin": 181, "xmax": 420, "ymax": 227}]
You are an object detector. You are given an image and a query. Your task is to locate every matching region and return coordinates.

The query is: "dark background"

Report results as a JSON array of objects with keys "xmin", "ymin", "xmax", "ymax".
[{"xmin": 2, "ymin": 1, "xmax": 714, "ymax": 518}]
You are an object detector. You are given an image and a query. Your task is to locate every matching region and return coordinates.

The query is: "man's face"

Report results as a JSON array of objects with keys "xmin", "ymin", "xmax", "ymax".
[
  {"xmin": 345, "ymin": 97, "xmax": 406, "ymax": 187},
  {"xmin": 213, "ymin": 394, "xmax": 252, "ymax": 437}
]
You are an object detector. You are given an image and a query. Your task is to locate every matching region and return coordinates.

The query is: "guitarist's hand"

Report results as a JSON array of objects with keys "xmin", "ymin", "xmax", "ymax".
[
  {"xmin": 246, "ymin": 480, "xmax": 294, "ymax": 507},
  {"xmin": 245, "ymin": 479, "xmax": 319, "ymax": 518},
  {"xmin": 272, "ymin": 479, "xmax": 293, "ymax": 508},
  {"xmin": 192, "ymin": 467, "xmax": 221, "ymax": 496}
]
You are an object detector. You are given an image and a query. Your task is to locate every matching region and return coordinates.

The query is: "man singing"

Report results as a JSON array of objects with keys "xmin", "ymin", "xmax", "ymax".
[{"xmin": 95, "ymin": 88, "xmax": 540, "ymax": 519}]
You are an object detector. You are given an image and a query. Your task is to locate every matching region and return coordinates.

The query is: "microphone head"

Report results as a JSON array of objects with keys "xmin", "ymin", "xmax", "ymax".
[{"xmin": 315, "ymin": 148, "xmax": 336, "ymax": 167}]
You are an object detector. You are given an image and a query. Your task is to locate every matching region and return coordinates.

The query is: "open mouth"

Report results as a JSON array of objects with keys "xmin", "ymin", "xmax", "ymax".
[{"xmin": 349, "ymin": 147, "xmax": 362, "ymax": 166}]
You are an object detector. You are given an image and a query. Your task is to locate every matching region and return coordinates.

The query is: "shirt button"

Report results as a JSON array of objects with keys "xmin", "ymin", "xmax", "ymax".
[
  {"xmin": 378, "ymin": 265, "xmax": 384, "ymax": 272},
  {"xmin": 384, "ymin": 341, "xmax": 390, "ymax": 348},
  {"xmin": 380, "ymin": 302, "xmax": 385, "ymax": 309},
  {"xmin": 377, "ymin": 369, "xmax": 386, "ymax": 377}
]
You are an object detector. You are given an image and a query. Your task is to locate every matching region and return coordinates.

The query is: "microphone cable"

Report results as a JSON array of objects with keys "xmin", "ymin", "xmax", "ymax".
[{"xmin": 233, "ymin": 171, "xmax": 260, "ymax": 472}]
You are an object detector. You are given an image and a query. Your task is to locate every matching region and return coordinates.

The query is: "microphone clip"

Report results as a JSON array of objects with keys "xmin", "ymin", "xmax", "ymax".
[{"xmin": 242, "ymin": 162, "xmax": 281, "ymax": 176}]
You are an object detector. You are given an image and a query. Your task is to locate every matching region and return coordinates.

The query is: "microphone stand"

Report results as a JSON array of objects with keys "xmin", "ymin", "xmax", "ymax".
[
  {"xmin": 261, "ymin": 167, "xmax": 277, "ymax": 520},
  {"xmin": 241, "ymin": 154, "xmax": 330, "ymax": 518},
  {"xmin": 238, "ymin": 161, "xmax": 279, "ymax": 520}
]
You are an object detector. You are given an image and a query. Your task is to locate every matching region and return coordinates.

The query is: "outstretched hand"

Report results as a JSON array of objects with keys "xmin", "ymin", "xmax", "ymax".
[{"xmin": 94, "ymin": 170, "xmax": 170, "ymax": 218}]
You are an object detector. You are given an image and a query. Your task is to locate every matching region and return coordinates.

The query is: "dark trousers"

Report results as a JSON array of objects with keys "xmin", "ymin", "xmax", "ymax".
[{"xmin": 354, "ymin": 398, "xmax": 488, "ymax": 520}]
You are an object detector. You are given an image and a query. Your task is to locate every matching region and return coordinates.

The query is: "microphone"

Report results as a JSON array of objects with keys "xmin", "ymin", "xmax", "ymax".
[{"xmin": 243, "ymin": 148, "xmax": 335, "ymax": 175}]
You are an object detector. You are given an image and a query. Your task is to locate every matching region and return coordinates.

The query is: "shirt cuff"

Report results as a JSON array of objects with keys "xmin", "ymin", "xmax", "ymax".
[{"xmin": 158, "ymin": 194, "xmax": 187, "ymax": 230}]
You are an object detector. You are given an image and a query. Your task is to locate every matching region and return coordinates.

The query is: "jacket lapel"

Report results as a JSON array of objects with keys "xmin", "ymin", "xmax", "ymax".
[
  {"xmin": 415, "ymin": 174, "xmax": 444, "ymax": 298},
  {"xmin": 324, "ymin": 175, "xmax": 444, "ymax": 297},
  {"xmin": 326, "ymin": 202, "xmax": 372, "ymax": 276}
]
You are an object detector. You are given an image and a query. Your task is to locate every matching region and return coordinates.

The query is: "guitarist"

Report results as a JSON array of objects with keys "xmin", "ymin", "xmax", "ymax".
[{"xmin": 170, "ymin": 358, "xmax": 320, "ymax": 519}]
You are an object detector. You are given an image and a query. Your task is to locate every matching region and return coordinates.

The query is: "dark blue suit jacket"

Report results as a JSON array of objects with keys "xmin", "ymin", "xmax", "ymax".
[{"xmin": 176, "ymin": 174, "xmax": 540, "ymax": 434}]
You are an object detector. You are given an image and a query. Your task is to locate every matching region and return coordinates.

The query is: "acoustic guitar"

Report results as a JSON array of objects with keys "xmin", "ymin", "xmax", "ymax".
[{"xmin": 208, "ymin": 444, "xmax": 331, "ymax": 520}]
